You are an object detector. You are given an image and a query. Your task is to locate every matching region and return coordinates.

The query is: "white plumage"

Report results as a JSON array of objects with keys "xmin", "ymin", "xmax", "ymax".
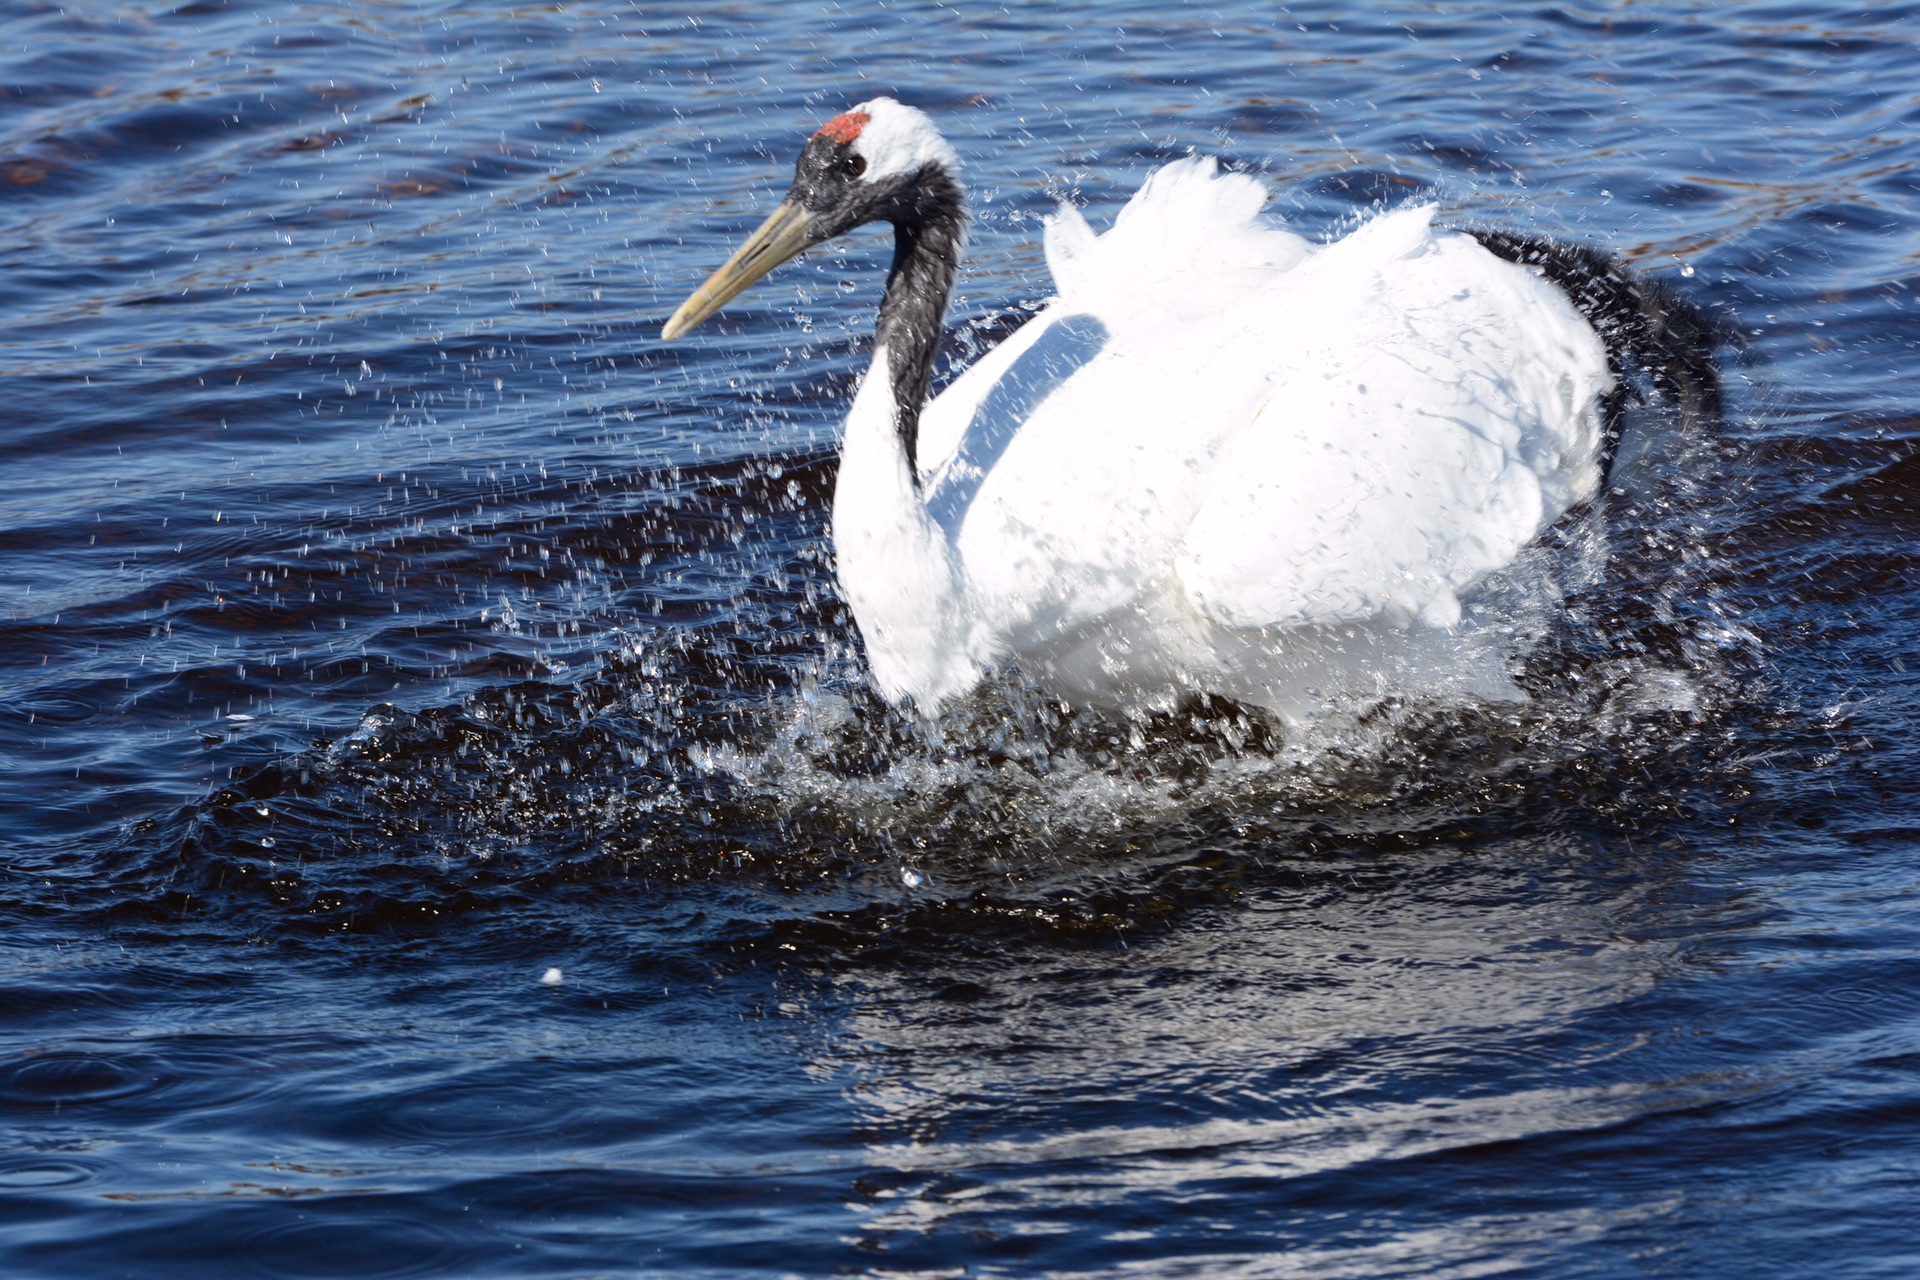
[{"xmin": 667, "ymin": 101, "xmax": 1632, "ymax": 723}]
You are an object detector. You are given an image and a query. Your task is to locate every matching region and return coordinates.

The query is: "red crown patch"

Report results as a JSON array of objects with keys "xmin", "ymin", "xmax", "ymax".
[{"xmin": 815, "ymin": 111, "xmax": 870, "ymax": 144}]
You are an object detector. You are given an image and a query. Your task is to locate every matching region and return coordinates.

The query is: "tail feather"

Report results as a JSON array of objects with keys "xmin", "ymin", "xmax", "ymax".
[{"xmin": 1467, "ymin": 230, "xmax": 1723, "ymax": 476}]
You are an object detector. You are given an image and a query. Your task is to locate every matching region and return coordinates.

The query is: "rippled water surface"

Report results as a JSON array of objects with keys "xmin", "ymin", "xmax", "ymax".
[{"xmin": 5, "ymin": 2, "xmax": 1920, "ymax": 1276}]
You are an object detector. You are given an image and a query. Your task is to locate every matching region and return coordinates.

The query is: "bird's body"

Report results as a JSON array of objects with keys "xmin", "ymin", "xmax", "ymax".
[{"xmin": 664, "ymin": 99, "xmax": 1716, "ymax": 722}]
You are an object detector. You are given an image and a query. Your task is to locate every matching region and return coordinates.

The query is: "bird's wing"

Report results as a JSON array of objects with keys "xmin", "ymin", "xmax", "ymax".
[
  {"xmin": 916, "ymin": 307, "xmax": 1060, "ymax": 486},
  {"xmin": 1175, "ymin": 212, "xmax": 1614, "ymax": 632},
  {"xmin": 1046, "ymin": 155, "xmax": 1311, "ymax": 335},
  {"xmin": 918, "ymin": 156, "xmax": 1310, "ymax": 485}
]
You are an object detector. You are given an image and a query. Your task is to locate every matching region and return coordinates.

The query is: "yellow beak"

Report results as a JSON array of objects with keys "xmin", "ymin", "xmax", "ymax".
[{"xmin": 661, "ymin": 201, "xmax": 816, "ymax": 341}]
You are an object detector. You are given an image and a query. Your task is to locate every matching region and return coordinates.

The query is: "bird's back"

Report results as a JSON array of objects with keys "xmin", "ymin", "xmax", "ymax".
[{"xmin": 914, "ymin": 159, "xmax": 1615, "ymax": 714}]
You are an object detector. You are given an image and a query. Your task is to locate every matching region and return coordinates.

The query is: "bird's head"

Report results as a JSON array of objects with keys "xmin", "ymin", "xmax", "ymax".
[{"xmin": 661, "ymin": 98, "xmax": 961, "ymax": 340}]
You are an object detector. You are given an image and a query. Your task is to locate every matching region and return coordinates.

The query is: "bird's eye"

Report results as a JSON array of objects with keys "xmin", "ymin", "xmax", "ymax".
[{"xmin": 844, "ymin": 154, "xmax": 867, "ymax": 178}]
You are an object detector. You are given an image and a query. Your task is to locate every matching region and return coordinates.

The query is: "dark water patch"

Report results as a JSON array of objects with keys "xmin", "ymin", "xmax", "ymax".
[
  {"xmin": 0, "ymin": 1158, "xmax": 96, "ymax": 1191},
  {"xmin": 1226, "ymin": 97, "xmax": 1323, "ymax": 136},
  {"xmin": 38, "ymin": 1204, "xmax": 478, "ymax": 1280},
  {"xmin": 0, "ymin": 1050, "xmax": 168, "ymax": 1116},
  {"xmin": 1306, "ymin": 167, "xmax": 1435, "ymax": 206}
]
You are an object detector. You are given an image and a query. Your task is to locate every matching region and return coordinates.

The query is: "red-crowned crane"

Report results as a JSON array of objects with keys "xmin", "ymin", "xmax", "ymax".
[{"xmin": 664, "ymin": 99, "xmax": 1718, "ymax": 722}]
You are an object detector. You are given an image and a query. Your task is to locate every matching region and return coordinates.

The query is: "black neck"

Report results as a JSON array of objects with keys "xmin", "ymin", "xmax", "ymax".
[{"xmin": 873, "ymin": 167, "xmax": 965, "ymax": 482}]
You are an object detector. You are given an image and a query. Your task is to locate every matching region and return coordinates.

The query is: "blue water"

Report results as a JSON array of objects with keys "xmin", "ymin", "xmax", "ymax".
[{"xmin": 4, "ymin": 1, "xmax": 1919, "ymax": 1275}]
